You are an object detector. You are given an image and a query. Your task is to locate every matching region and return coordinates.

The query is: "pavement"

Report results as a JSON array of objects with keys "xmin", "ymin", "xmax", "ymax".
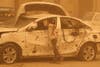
[{"xmin": 0, "ymin": 55, "xmax": 100, "ymax": 67}]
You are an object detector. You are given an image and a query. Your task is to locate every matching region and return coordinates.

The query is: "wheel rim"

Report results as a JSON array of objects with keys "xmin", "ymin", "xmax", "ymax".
[
  {"xmin": 2, "ymin": 47, "xmax": 17, "ymax": 63},
  {"xmin": 82, "ymin": 46, "xmax": 95, "ymax": 61}
]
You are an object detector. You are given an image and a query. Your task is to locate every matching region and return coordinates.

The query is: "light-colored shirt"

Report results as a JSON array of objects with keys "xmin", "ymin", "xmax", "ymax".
[{"xmin": 48, "ymin": 23, "xmax": 57, "ymax": 40}]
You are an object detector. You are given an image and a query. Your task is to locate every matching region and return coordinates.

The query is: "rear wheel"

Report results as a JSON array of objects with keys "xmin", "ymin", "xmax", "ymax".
[
  {"xmin": 0, "ymin": 43, "xmax": 20, "ymax": 64},
  {"xmin": 78, "ymin": 43, "xmax": 97, "ymax": 61}
]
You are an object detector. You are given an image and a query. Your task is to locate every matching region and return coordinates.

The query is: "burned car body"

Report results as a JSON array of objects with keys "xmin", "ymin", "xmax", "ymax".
[{"xmin": 0, "ymin": 15, "xmax": 98, "ymax": 64}]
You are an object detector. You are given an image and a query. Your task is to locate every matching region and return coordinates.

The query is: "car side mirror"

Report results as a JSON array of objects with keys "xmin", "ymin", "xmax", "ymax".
[
  {"xmin": 26, "ymin": 26, "xmax": 34, "ymax": 32},
  {"xmin": 26, "ymin": 23, "xmax": 37, "ymax": 32}
]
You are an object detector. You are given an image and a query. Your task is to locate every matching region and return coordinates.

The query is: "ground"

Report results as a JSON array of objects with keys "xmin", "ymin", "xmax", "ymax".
[{"xmin": 0, "ymin": 55, "xmax": 100, "ymax": 67}]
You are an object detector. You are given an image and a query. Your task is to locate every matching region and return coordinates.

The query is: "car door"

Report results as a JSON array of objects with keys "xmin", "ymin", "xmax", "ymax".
[
  {"xmin": 25, "ymin": 17, "xmax": 58, "ymax": 56},
  {"xmin": 59, "ymin": 17, "xmax": 86, "ymax": 54},
  {"xmin": 25, "ymin": 23, "xmax": 48, "ymax": 56}
]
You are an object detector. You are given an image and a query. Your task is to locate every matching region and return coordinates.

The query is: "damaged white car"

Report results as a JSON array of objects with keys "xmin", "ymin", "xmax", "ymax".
[{"xmin": 0, "ymin": 15, "xmax": 98, "ymax": 64}]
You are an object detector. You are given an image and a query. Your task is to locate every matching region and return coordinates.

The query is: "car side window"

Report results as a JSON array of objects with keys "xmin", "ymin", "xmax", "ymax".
[
  {"xmin": 36, "ymin": 17, "xmax": 57, "ymax": 30},
  {"xmin": 36, "ymin": 20, "xmax": 47, "ymax": 30},
  {"xmin": 61, "ymin": 17, "xmax": 86, "ymax": 29},
  {"xmin": 70, "ymin": 18, "xmax": 87, "ymax": 29},
  {"xmin": 61, "ymin": 17, "xmax": 73, "ymax": 29}
]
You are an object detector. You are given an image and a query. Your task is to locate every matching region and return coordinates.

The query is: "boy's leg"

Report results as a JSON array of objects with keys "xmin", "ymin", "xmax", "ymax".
[{"xmin": 51, "ymin": 39, "xmax": 62, "ymax": 61}]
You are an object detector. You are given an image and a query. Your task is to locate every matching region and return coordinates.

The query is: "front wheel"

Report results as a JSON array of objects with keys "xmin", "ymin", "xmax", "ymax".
[
  {"xmin": 0, "ymin": 44, "xmax": 20, "ymax": 64},
  {"xmin": 78, "ymin": 43, "xmax": 97, "ymax": 61}
]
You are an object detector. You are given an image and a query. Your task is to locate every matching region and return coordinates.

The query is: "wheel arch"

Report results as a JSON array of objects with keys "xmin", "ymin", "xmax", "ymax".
[
  {"xmin": 0, "ymin": 42, "xmax": 22, "ymax": 56},
  {"xmin": 77, "ymin": 41, "xmax": 97, "ymax": 61},
  {"xmin": 81, "ymin": 41, "xmax": 97, "ymax": 49},
  {"xmin": 79, "ymin": 41, "xmax": 97, "ymax": 54}
]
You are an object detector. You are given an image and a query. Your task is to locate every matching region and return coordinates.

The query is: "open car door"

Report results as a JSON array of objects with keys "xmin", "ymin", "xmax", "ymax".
[
  {"xmin": 59, "ymin": 17, "xmax": 87, "ymax": 55},
  {"xmin": 25, "ymin": 17, "xmax": 58, "ymax": 56}
]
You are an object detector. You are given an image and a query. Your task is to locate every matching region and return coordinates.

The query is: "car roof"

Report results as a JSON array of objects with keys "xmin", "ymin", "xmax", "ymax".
[
  {"xmin": 35, "ymin": 15, "xmax": 91, "ymax": 29},
  {"xmin": 35, "ymin": 15, "xmax": 82, "ymax": 23},
  {"xmin": 35, "ymin": 14, "xmax": 61, "ymax": 22}
]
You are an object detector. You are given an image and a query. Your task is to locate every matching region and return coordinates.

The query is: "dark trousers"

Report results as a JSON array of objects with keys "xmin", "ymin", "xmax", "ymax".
[{"xmin": 51, "ymin": 39, "xmax": 61, "ymax": 60}]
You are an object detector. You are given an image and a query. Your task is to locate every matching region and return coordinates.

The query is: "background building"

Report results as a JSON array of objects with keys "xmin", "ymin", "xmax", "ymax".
[{"xmin": 0, "ymin": 0, "xmax": 99, "ymax": 18}]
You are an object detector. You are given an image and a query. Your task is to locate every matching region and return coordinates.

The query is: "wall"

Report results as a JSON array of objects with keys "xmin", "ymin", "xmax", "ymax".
[
  {"xmin": 60, "ymin": 0, "xmax": 79, "ymax": 17},
  {"xmin": 0, "ymin": 0, "xmax": 99, "ymax": 18},
  {"xmin": 79, "ymin": 0, "xmax": 94, "ymax": 18},
  {"xmin": 96, "ymin": 0, "xmax": 100, "ymax": 12},
  {"xmin": 0, "ymin": 0, "xmax": 15, "ymax": 8}
]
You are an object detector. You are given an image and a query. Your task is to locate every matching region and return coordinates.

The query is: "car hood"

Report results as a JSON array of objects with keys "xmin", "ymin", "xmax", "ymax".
[{"xmin": 0, "ymin": 27, "xmax": 18, "ymax": 33}]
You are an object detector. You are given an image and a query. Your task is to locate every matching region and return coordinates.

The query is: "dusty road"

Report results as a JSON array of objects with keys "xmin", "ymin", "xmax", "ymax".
[{"xmin": 1, "ymin": 55, "xmax": 100, "ymax": 67}]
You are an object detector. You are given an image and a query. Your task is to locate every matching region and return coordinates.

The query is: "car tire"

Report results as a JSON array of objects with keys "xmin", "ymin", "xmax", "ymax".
[
  {"xmin": 0, "ymin": 43, "xmax": 20, "ymax": 64},
  {"xmin": 78, "ymin": 43, "xmax": 97, "ymax": 61}
]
